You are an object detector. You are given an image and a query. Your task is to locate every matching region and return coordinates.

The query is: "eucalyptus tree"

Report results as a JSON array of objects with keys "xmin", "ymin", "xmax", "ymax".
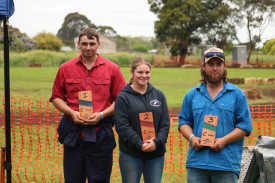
[
  {"xmin": 57, "ymin": 12, "xmax": 96, "ymax": 47},
  {"xmin": 148, "ymin": 0, "xmax": 232, "ymax": 64},
  {"xmin": 232, "ymin": 0, "xmax": 275, "ymax": 62}
]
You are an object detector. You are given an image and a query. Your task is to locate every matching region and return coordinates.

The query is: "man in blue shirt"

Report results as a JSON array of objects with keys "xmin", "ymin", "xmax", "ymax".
[{"xmin": 178, "ymin": 47, "xmax": 252, "ymax": 183}]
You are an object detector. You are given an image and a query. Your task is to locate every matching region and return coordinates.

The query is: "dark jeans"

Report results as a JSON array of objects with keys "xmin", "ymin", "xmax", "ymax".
[{"xmin": 63, "ymin": 126, "xmax": 115, "ymax": 183}]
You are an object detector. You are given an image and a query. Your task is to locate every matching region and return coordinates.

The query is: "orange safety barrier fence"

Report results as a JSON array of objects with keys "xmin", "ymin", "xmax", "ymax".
[
  {"xmin": 0, "ymin": 96, "xmax": 274, "ymax": 182},
  {"xmin": 1, "ymin": 147, "xmax": 6, "ymax": 183}
]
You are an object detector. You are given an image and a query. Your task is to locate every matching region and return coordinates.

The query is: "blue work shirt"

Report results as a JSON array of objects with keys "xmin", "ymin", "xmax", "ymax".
[{"xmin": 178, "ymin": 82, "xmax": 252, "ymax": 175}]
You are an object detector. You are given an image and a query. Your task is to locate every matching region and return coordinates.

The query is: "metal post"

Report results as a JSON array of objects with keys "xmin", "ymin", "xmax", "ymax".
[{"xmin": 2, "ymin": 15, "xmax": 12, "ymax": 183}]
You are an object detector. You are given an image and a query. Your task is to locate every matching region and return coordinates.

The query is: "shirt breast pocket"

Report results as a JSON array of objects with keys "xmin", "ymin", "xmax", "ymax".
[
  {"xmin": 219, "ymin": 104, "xmax": 235, "ymax": 122},
  {"xmin": 65, "ymin": 78, "xmax": 82, "ymax": 94},
  {"xmin": 191, "ymin": 102, "xmax": 205, "ymax": 132},
  {"xmin": 93, "ymin": 78, "xmax": 111, "ymax": 100},
  {"xmin": 192, "ymin": 102, "xmax": 205, "ymax": 112},
  {"xmin": 219, "ymin": 104, "xmax": 235, "ymax": 134},
  {"xmin": 192, "ymin": 102, "xmax": 206, "ymax": 118}
]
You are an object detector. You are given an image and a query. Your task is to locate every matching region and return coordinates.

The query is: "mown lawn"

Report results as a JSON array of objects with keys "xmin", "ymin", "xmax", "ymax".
[
  {"xmin": 0, "ymin": 66, "xmax": 274, "ymax": 182},
  {"xmin": 0, "ymin": 67, "xmax": 274, "ymax": 108}
]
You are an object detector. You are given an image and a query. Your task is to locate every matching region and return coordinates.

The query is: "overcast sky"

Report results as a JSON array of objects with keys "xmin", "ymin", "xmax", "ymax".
[
  {"xmin": 8, "ymin": 0, "xmax": 275, "ymax": 46},
  {"xmin": 9, "ymin": 0, "xmax": 157, "ymax": 38}
]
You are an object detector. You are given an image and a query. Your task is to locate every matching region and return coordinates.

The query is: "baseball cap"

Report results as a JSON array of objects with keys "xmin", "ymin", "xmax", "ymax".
[{"xmin": 203, "ymin": 47, "xmax": 225, "ymax": 64}]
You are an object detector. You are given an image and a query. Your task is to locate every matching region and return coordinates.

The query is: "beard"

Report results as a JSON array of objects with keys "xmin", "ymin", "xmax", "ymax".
[{"xmin": 203, "ymin": 69, "xmax": 227, "ymax": 84}]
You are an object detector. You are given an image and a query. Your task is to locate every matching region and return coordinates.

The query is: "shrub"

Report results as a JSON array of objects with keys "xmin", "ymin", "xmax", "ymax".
[
  {"xmin": 3, "ymin": 50, "xmax": 154, "ymax": 67},
  {"xmin": 264, "ymin": 39, "xmax": 275, "ymax": 55},
  {"xmin": 8, "ymin": 26, "xmax": 36, "ymax": 52},
  {"xmin": 33, "ymin": 32, "xmax": 64, "ymax": 51},
  {"xmin": 132, "ymin": 46, "xmax": 148, "ymax": 53},
  {"xmin": 8, "ymin": 50, "xmax": 79, "ymax": 67},
  {"xmin": 103, "ymin": 52, "xmax": 153, "ymax": 66}
]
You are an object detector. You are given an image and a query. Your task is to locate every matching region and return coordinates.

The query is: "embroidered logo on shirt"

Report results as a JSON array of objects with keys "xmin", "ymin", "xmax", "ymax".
[{"xmin": 150, "ymin": 99, "xmax": 161, "ymax": 107}]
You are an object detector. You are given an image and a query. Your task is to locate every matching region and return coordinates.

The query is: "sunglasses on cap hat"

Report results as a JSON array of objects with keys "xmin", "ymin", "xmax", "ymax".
[{"xmin": 204, "ymin": 52, "xmax": 225, "ymax": 59}]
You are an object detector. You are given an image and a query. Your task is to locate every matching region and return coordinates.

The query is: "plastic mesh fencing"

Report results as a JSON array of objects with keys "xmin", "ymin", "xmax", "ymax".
[{"xmin": 0, "ymin": 96, "xmax": 274, "ymax": 182}]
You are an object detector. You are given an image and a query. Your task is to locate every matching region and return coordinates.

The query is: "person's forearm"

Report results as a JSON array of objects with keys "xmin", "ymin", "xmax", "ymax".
[
  {"xmin": 52, "ymin": 98, "xmax": 75, "ymax": 116},
  {"xmin": 101, "ymin": 102, "xmax": 115, "ymax": 118},
  {"xmin": 180, "ymin": 124, "xmax": 203, "ymax": 151},
  {"xmin": 179, "ymin": 124, "xmax": 194, "ymax": 141},
  {"xmin": 222, "ymin": 128, "xmax": 247, "ymax": 144},
  {"xmin": 210, "ymin": 127, "xmax": 247, "ymax": 151}
]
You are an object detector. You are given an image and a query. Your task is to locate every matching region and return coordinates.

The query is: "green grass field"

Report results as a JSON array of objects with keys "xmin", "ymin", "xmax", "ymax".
[
  {"xmin": 0, "ymin": 46, "xmax": 274, "ymax": 182},
  {"xmin": 0, "ymin": 67, "xmax": 274, "ymax": 108},
  {"xmin": 0, "ymin": 66, "xmax": 274, "ymax": 182}
]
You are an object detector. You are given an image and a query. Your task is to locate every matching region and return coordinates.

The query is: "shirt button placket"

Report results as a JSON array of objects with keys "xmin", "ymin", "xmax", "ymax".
[{"xmin": 86, "ymin": 82, "xmax": 90, "ymax": 90}]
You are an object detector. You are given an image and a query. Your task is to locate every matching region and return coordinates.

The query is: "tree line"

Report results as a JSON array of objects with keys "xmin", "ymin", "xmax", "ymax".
[
  {"xmin": 148, "ymin": 0, "xmax": 275, "ymax": 63},
  {"xmin": 1, "ymin": 0, "xmax": 275, "ymax": 63},
  {"xmin": 0, "ymin": 12, "xmax": 157, "ymax": 53}
]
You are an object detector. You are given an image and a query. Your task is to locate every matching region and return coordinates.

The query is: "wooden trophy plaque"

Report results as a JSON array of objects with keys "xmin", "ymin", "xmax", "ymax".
[
  {"xmin": 200, "ymin": 115, "xmax": 218, "ymax": 146},
  {"xmin": 139, "ymin": 112, "xmax": 156, "ymax": 142},
  {"xmin": 78, "ymin": 90, "xmax": 93, "ymax": 121}
]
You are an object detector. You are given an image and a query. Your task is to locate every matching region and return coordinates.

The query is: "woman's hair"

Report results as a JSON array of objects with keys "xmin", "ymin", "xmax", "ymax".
[{"xmin": 128, "ymin": 57, "xmax": 151, "ymax": 85}]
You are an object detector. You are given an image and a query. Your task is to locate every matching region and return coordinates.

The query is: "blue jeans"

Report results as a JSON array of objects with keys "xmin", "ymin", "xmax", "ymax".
[
  {"xmin": 187, "ymin": 167, "xmax": 239, "ymax": 183},
  {"xmin": 119, "ymin": 151, "xmax": 165, "ymax": 183}
]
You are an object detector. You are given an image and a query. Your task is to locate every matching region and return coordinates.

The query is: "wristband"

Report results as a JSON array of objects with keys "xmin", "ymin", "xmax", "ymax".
[
  {"xmin": 189, "ymin": 134, "xmax": 194, "ymax": 141},
  {"xmin": 100, "ymin": 112, "xmax": 104, "ymax": 119}
]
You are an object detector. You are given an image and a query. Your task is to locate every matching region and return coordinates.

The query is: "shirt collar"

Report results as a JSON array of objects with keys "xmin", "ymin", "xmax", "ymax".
[
  {"xmin": 196, "ymin": 82, "xmax": 235, "ymax": 93},
  {"xmin": 76, "ymin": 53, "xmax": 105, "ymax": 67},
  {"xmin": 223, "ymin": 82, "xmax": 235, "ymax": 91}
]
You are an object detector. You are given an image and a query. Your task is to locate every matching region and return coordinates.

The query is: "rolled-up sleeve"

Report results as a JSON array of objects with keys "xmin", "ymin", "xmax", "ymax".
[
  {"xmin": 50, "ymin": 66, "xmax": 66, "ymax": 102},
  {"xmin": 178, "ymin": 90, "xmax": 194, "ymax": 131},
  {"xmin": 235, "ymin": 94, "xmax": 253, "ymax": 136}
]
